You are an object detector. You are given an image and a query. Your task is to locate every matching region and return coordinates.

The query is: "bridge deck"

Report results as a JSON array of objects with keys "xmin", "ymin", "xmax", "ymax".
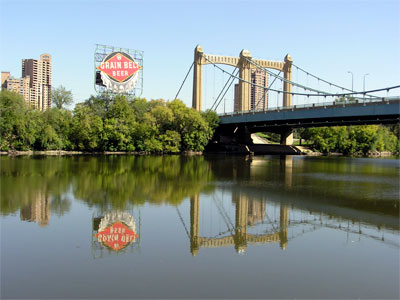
[{"xmin": 218, "ymin": 99, "xmax": 400, "ymax": 130}]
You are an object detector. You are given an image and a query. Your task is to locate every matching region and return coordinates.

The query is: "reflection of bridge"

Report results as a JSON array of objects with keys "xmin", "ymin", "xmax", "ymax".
[
  {"xmin": 189, "ymin": 193, "xmax": 289, "ymax": 255},
  {"xmin": 186, "ymin": 156, "xmax": 294, "ymax": 255},
  {"xmin": 175, "ymin": 155, "xmax": 399, "ymax": 255}
]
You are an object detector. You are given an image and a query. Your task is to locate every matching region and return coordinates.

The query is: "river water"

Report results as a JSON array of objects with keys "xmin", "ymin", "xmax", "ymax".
[{"xmin": 1, "ymin": 155, "xmax": 399, "ymax": 299}]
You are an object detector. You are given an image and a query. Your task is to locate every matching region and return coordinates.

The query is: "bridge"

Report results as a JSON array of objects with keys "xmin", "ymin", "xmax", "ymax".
[
  {"xmin": 175, "ymin": 45, "xmax": 400, "ymax": 146},
  {"xmin": 218, "ymin": 97, "xmax": 400, "ymax": 145}
]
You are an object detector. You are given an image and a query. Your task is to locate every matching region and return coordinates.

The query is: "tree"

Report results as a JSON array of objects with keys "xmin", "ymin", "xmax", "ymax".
[
  {"xmin": 70, "ymin": 104, "xmax": 103, "ymax": 151},
  {"xmin": 52, "ymin": 85, "xmax": 73, "ymax": 109},
  {"xmin": 0, "ymin": 91, "xmax": 42, "ymax": 150},
  {"xmin": 102, "ymin": 95, "xmax": 137, "ymax": 151},
  {"xmin": 168, "ymin": 99, "xmax": 212, "ymax": 151}
]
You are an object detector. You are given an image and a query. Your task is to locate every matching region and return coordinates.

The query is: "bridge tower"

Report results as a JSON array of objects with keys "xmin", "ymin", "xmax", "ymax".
[
  {"xmin": 238, "ymin": 50, "xmax": 252, "ymax": 111},
  {"xmin": 192, "ymin": 45, "xmax": 204, "ymax": 111},
  {"xmin": 192, "ymin": 45, "xmax": 294, "ymax": 145}
]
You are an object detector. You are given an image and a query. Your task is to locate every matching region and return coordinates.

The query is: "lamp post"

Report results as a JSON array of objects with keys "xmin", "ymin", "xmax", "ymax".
[
  {"xmin": 363, "ymin": 73, "xmax": 369, "ymax": 99},
  {"xmin": 347, "ymin": 71, "xmax": 354, "ymax": 93},
  {"xmin": 363, "ymin": 73, "xmax": 369, "ymax": 100}
]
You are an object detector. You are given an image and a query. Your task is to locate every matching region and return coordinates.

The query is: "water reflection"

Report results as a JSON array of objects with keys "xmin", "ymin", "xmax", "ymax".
[
  {"xmin": 183, "ymin": 190, "xmax": 398, "ymax": 256},
  {"xmin": 1, "ymin": 155, "xmax": 398, "ymax": 251},
  {"xmin": 1, "ymin": 155, "xmax": 399, "ymax": 299},
  {"xmin": 189, "ymin": 192, "xmax": 289, "ymax": 255},
  {"xmin": 92, "ymin": 210, "xmax": 140, "ymax": 258},
  {"xmin": 20, "ymin": 191, "xmax": 50, "ymax": 226}
]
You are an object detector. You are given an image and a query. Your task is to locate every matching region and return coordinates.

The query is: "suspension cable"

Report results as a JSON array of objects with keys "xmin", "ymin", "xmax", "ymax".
[
  {"xmin": 176, "ymin": 207, "xmax": 190, "ymax": 239},
  {"xmin": 210, "ymin": 67, "xmax": 238, "ymax": 110},
  {"xmin": 254, "ymin": 69, "xmax": 282, "ymax": 109},
  {"xmin": 292, "ymin": 63, "xmax": 353, "ymax": 92},
  {"xmin": 248, "ymin": 58, "xmax": 380, "ymax": 99},
  {"xmin": 247, "ymin": 57, "xmax": 340, "ymax": 96},
  {"xmin": 174, "ymin": 62, "xmax": 194, "ymax": 100},
  {"xmin": 203, "ymin": 54, "xmax": 400, "ymax": 97},
  {"xmin": 212, "ymin": 68, "xmax": 239, "ymax": 111}
]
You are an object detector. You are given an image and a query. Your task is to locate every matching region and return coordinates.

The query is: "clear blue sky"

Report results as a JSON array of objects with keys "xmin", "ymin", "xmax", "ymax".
[{"xmin": 1, "ymin": 0, "xmax": 399, "ymax": 110}]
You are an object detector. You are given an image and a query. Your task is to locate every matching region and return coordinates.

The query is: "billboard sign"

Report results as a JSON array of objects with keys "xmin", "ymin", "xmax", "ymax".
[
  {"xmin": 94, "ymin": 211, "xmax": 139, "ymax": 252},
  {"xmin": 95, "ymin": 45, "xmax": 143, "ymax": 96}
]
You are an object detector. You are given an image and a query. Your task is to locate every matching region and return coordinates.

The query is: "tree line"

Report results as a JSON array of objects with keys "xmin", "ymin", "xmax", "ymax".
[
  {"xmin": 0, "ymin": 90, "xmax": 219, "ymax": 153},
  {"xmin": 297, "ymin": 125, "xmax": 399, "ymax": 154}
]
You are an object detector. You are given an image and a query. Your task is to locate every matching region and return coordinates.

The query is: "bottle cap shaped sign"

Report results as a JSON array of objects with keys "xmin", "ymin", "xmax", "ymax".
[
  {"xmin": 94, "ymin": 211, "xmax": 138, "ymax": 251},
  {"xmin": 97, "ymin": 51, "xmax": 141, "ymax": 93}
]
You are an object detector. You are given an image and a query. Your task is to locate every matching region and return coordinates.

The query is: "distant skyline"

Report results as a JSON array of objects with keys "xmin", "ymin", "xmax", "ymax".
[{"xmin": 1, "ymin": 0, "xmax": 399, "ymax": 111}]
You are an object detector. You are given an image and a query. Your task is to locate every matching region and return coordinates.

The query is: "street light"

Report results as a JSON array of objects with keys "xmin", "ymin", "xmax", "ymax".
[
  {"xmin": 363, "ymin": 73, "xmax": 369, "ymax": 100},
  {"xmin": 363, "ymin": 73, "xmax": 369, "ymax": 93},
  {"xmin": 347, "ymin": 71, "xmax": 354, "ymax": 93}
]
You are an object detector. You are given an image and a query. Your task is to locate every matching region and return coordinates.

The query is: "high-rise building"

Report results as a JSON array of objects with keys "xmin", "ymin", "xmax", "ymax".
[
  {"xmin": 250, "ymin": 69, "xmax": 268, "ymax": 110},
  {"xmin": 20, "ymin": 191, "xmax": 50, "ymax": 227},
  {"xmin": 1, "ymin": 72, "xmax": 11, "ymax": 89},
  {"xmin": 3, "ymin": 75, "xmax": 31, "ymax": 101},
  {"xmin": 22, "ymin": 53, "xmax": 52, "ymax": 110},
  {"xmin": 1, "ymin": 54, "xmax": 52, "ymax": 111},
  {"xmin": 234, "ymin": 69, "xmax": 269, "ymax": 112}
]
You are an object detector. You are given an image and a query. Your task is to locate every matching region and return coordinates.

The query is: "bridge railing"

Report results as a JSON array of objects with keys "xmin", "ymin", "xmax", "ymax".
[{"xmin": 217, "ymin": 96, "xmax": 400, "ymax": 117}]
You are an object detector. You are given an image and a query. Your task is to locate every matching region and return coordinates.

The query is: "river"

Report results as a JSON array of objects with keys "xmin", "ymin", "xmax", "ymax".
[{"xmin": 1, "ymin": 155, "xmax": 399, "ymax": 299}]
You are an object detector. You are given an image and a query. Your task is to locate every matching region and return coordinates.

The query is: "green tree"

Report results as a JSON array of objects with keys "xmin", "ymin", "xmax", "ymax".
[
  {"xmin": 102, "ymin": 95, "xmax": 137, "ymax": 151},
  {"xmin": 0, "ymin": 91, "xmax": 43, "ymax": 150},
  {"xmin": 52, "ymin": 85, "xmax": 73, "ymax": 109},
  {"xmin": 301, "ymin": 125, "xmax": 399, "ymax": 155},
  {"xmin": 168, "ymin": 99, "xmax": 212, "ymax": 151},
  {"xmin": 201, "ymin": 109, "xmax": 220, "ymax": 132},
  {"xmin": 70, "ymin": 104, "xmax": 103, "ymax": 151}
]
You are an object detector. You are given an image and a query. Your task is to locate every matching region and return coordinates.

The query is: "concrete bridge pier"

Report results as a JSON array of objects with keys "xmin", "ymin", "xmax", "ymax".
[{"xmin": 280, "ymin": 128, "xmax": 294, "ymax": 145}]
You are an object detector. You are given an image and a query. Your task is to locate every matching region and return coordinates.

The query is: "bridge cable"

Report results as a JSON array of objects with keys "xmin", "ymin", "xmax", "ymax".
[
  {"xmin": 174, "ymin": 62, "xmax": 194, "ymax": 100},
  {"xmin": 248, "ymin": 57, "xmax": 382, "ymax": 100},
  {"xmin": 203, "ymin": 54, "xmax": 328, "ymax": 97},
  {"xmin": 293, "ymin": 63, "xmax": 352, "ymax": 93},
  {"xmin": 215, "ymin": 69, "xmax": 239, "ymax": 111},
  {"xmin": 210, "ymin": 66, "xmax": 238, "ymax": 110},
  {"xmin": 211, "ymin": 68, "xmax": 239, "ymax": 111},
  {"xmin": 175, "ymin": 207, "xmax": 190, "ymax": 239},
  {"xmin": 254, "ymin": 69, "xmax": 283, "ymax": 110},
  {"xmin": 246, "ymin": 57, "xmax": 341, "ymax": 96},
  {"xmin": 293, "ymin": 63, "xmax": 380, "ymax": 99},
  {"xmin": 202, "ymin": 55, "xmax": 400, "ymax": 98}
]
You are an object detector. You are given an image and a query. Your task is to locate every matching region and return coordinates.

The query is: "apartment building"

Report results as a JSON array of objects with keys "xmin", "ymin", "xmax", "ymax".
[
  {"xmin": 1, "ymin": 54, "xmax": 52, "ymax": 111},
  {"xmin": 234, "ymin": 69, "xmax": 269, "ymax": 112},
  {"xmin": 2, "ymin": 73, "xmax": 31, "ymax": 101},
  {"xmin": 22, "ymin": 53, "xmax": 52, "ymax": 110}
]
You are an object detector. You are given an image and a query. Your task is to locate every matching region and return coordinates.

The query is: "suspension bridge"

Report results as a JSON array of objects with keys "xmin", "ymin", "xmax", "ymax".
[{"xmin": 175, "ymin": 45, "xmax": 400, "ymax": 148}]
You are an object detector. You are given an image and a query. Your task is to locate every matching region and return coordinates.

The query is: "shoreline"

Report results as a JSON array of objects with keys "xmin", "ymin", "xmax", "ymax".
[
  {"xmin": 1, "ymin": 149, "xmax": 398, "ymax": 158},
  {"xmin": 0, "ymin": 150, "xmax": 203, "ymax": 156}
]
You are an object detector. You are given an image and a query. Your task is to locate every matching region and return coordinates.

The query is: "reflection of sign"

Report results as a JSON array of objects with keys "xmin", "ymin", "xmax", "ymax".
[
  {"xmin": 96, "ymin": 51, "xmax": 141, "ymax": 93},
  {"xmin": 94, "ymin": 211, "xmax": 138, "ymax": 251}
]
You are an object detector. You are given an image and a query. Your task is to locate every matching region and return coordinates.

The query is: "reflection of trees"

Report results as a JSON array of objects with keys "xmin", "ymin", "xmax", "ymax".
[
  {"xmin": 72, "ymin": 155, "xmax": 214, "ymax": 210},
  {"xmin": 50, "ymin": 195, "xmax": 72, "ymax": 217},
  {"xmin": 1, "ymin": 155, "xmax": 215, "ymax": 215},
  {"xmin": 0, "ymin": 156, "xmax": 72, "ymax": 217}
]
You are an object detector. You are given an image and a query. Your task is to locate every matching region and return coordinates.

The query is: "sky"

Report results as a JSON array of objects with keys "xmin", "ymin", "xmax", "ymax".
[{"xmin": 1, "ymin": 0, "xmax": 399, "ymax": 111}]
